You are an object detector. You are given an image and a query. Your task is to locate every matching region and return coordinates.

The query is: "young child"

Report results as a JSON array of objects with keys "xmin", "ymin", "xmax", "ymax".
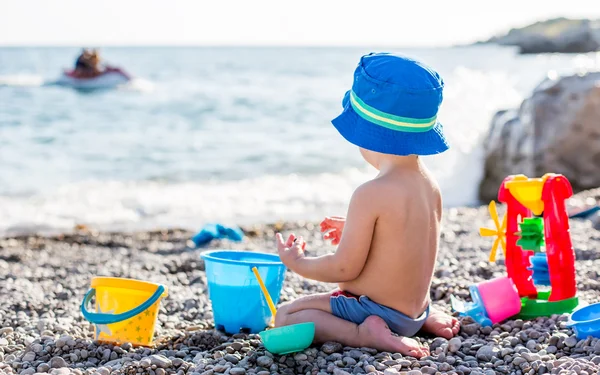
[{"xmin": 274, "ymin": 53, "xmax": 459, "ymax": 358}]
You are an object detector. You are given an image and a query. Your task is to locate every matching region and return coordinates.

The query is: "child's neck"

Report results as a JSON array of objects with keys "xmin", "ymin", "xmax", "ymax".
[{"xmin": 377, "ymin": 155, "xmax": 421, "ymax": 174}]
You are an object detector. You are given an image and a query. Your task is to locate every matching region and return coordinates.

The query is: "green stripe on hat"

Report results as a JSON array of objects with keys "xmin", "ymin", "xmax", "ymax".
[{"xmin": 349, "ymin": 90, "xmax": 436, "ymax": 133}]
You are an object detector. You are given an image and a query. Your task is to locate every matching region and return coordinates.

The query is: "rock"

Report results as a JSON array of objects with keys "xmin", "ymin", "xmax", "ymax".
[
  {"xmin": 37, "ymin": 363, "xmax": 50, "ymax": 373},
  {"xmin": 256, "ymin": 356, "xmax": 273, "ymax": 368},
  {"xmin": 476, "ymin": 346, "xmax": 498, "ymax": 362},
  {"xmin": 20, "ymin": 369, "xmax": 35, "ymax": 375},
  {"xmin": 322, "ymin": 342, "xmax": 343, "ymax": 354},
  {"xmin": 448, "ymin": 337, "xmax": 462, "ymax": 353},
  {"xmin": 224, "ymin": 354, "xmax": 240, "ymax": 364},
  {"xmin": 522, "ymin": 352, "xmax": 541, "ymax": 362},
  {"xmin": 483, "ymin": 18, "xmax": 600, "ymax": 54},
  {"xmin": 343, "ymin": 357, "xmax": 357, "ymax": 366},
  {"xmin": 49, "ymin": 357, "xmax": 68, "ymax": 369},
  {"xmin": 96, "ymin": 367, "xmax": 110, "ymax": 375},
  {"xmin": 462, "ymin": 323, "xmax": 480, "ymax": 336},
  {"xmin": 149, "ymin": 354, "xmax": 172, "ymax": 368},
  {"xmin": 565, "ymin": 337, "xmax": 578, "ymax": 348},
  {"xmin": 334, "ymin": 369, "xmax": 351, "ymax": 375},
  {"xmin": 294, "ymin": 353, "xmax": 308, "ymax": 361},
  {"xmin": 383, "ymin": 369, "xmax": 398, "ymax": 375},
  {"xmin": 479, "ymin": 71, "xmax": 600, "ymax": 201},
  {"xmin": 0, "ymin": 338, "xmax": 8, "ymax": 346},
  {"xmin": 22, "ymin": 352, "xmax": 36, "ymax": 362},
  {"xmin": 230, "ymin": 368, "xmax": 246, "ymax": 375}
]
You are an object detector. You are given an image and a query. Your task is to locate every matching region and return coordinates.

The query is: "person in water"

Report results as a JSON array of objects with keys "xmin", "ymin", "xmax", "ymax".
[
  {"xmin": 274, "ymin": 53, "xmax": 460, "ymax": 358},
  {"xmin": 73, "ymin": 48, "xmax": 102, "ymax": 78}
]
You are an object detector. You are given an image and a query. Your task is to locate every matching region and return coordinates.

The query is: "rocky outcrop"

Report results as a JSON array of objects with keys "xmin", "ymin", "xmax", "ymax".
[
  {"xmin": 479, "ymin": 72, "xmax": 600, "ymax": 202},
  {"xmin": 484, "ymin": 18, "xmax": 600, "ymax": 54}
]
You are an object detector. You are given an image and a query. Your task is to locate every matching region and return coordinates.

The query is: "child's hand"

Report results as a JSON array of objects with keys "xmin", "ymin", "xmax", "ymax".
[
  {"xmin": 320, "ymin": 216, "xmax": 346, "ymax": 245},
  {"xmin": 276, "ymin": 233, "xmax": 306, "ymax": 267}
]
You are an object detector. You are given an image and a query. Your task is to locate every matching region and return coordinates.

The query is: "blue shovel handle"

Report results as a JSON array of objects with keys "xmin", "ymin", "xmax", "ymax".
[{"xmin": 80, "ymin": 285, "xmax": 165, "ymax": 325}]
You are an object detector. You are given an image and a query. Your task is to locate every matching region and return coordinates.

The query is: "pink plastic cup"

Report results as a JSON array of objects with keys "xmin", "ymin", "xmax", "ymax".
[{"xmin": 477, "ymin": 276, "xmax": 521, "ymax": 324}]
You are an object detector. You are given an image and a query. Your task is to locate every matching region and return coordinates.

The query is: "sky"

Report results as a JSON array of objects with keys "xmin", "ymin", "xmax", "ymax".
[{"xmin": 1, "ymin": 0, "xmax": 600, "ymax": 47}]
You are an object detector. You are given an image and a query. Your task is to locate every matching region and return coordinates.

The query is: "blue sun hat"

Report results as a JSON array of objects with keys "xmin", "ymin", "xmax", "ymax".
[{"xmin": 332, "ymin": 53, "xmax": 449, "ymax": 156}]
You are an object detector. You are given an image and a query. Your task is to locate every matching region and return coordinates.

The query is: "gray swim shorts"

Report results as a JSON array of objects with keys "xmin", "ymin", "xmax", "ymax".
[{"xmin": 330, "ymin": 290, "xmax": 429, "ymax": 337}]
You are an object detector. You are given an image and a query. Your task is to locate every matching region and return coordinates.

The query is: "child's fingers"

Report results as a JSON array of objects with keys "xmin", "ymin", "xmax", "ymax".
[
  {"xmin": 275, "ymin": 233, "xmax": 285, "ymax": 249},
  {"xmin": 286, "ymin": 233, "xmax": 296, "ymax": 247}
]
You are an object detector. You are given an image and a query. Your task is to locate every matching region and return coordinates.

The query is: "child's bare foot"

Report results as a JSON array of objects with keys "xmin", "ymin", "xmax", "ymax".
[
  {"xmin": 358, "ymin": 316, "xmax": 429, "ymax": 358},
  {"xmin": 421, "ymin": 309, "xmax": 460, "ymax": 339}
]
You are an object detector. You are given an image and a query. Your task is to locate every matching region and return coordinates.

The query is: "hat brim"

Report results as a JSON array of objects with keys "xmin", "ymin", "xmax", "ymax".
[{"xmin": 331, "ymin": 91, "xmax": 449, "ymax": 156}]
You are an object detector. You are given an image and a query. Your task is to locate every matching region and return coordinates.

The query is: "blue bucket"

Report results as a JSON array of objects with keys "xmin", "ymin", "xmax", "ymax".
[{"xmin": 200, "ymin": 250, "xmax": 286, "ymax": 334}]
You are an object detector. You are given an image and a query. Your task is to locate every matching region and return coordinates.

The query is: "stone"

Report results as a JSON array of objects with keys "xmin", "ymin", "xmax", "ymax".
[
  {"xmin": 484, "ymin": 19, "xmax": 600, "ymax": 54},
  {"xmin": 230, "ymin": 368, "xmax": 246, "ymax": 375},
  {"xmin": 322, "ymin": 342, "xmax": 343, "ymax": 354},
  {"xmin": 479, "ymin": 71, "xmax": 600, "ymax": 201},
  {"xmin": 49, "ymin": 357, "xmax": 68, "ymax": 369},
  {"xmin": 224, "ymin": 354, "xmax": 240, "ymax": 364},
  {"xmin": 256, "ymin": 356, "xmax": 273, "ymax": 368},
  {"xmin": 448, "ymin": 337, "xmax": 462, "ymax": 353},
  {"xmin": 565, "ymin": 337, "xmax": 578, "ymax": 348},
  {"xmin": 294, "ymin": 353, "xmax": 308, "ymax": 361},
  {"xmin": 462, "ymin": 324, "xmax": 480, "ymax": 336},
  {"xmin": 476, "ymin": 346, "xmax": 498, "ymax": 362},
  {"xmin": 20, "ymin": 369, "xmax": 35, "ymax": 375},
  {"xmin": 149, "ymin": 354, "xmax": 172, "ymax": 368},
  {"xmin": 22, "ymin": 352, "xmax": 36, "ymax": 362},
  {"xmin": 37, "ymin": 364, "xmax": 50, "ymax": 373},
  {"xmin": 522, "ymin": 352, "xmax": 541, "ymax": 362},
  {"xmin": 383, "ymin": 369, "xmax": 398, "ymax": 375},
  {"xmin": 334, "ymin": 369, "xmax": 352, "ymax": 375},
  {"xmin": 344, "ymin": 357, "xmax": 357, "ymax": 366}
]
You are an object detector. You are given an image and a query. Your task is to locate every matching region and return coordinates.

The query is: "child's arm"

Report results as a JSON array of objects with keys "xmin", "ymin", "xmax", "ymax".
[{"xmin": 277, "ymin": 183, "xmax": 378, "ymax": 283}]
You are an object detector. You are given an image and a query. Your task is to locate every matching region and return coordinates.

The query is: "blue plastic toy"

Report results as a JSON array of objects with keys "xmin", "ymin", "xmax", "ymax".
[
  {"xmin": 200, "ymin": 250, "xmax": 286, "ymax": 334},
  {"xmin": 450, "ymin": 285, "xmax": 493, "ymax": 327},
  {"xmin": 528, "ymin": 253, "xmax": 551, "ymax": 286},
  {"xmin": 192, "ymin": 224, "xmax": 244, "ymax": 247},
  {"xmin": 568, "ymin": 303, "xmax": 600, "ymax": 339}
]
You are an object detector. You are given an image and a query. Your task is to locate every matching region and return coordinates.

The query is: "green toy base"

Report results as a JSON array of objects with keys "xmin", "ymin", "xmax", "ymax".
[{"xmin": 518, "ymin": 291, "xmax": 586, "ymax": 319}]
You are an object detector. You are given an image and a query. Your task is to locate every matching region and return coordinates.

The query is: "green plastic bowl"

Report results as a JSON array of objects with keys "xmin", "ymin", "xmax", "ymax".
[{"xmin": 259, "ymin": 322, "xmax": 315, "ymax": 355}]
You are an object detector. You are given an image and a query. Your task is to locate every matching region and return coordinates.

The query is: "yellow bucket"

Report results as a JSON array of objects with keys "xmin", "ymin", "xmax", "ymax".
[{"xmin": 80, "ymin": 277, "xmax": 168, "ymax": 347}]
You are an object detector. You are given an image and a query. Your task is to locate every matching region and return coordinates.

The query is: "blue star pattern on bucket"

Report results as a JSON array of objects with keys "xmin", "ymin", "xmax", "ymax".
[{"xmin": 332, "ymin": 53, "xmax": 449, "ymax": 156}]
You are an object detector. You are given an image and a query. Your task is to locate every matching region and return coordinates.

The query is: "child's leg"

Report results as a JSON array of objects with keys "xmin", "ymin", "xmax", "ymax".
[{"xmin": 275, "ymin": 292, "xmax": 429, "ymax": 358}]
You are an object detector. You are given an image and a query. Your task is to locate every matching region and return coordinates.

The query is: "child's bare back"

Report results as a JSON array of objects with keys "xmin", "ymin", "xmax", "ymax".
[{"xmin": 339, "ymin": 161, "xmax": 441, "ymax": 319}]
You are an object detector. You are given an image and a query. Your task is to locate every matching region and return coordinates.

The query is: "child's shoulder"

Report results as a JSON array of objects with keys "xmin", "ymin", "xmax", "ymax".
[{"xmin": 352, "ymin": 177, "xmax": 411, "ymax": 205}]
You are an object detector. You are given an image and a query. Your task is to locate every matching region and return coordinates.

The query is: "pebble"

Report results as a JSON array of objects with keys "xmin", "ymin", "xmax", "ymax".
[
  {"xmin": 322, "ymin": 342, "xmax": 343, "ymax": 354},
  {"xmin": 476, "ymin": 345, "xmax": 498, "ymax": 361},
  {"xmin": 256, "ymin": 356, "xmax": 273, "ymax": 368},
  {"xmin": 49, "ymin": 357, "xmax": 68, "ymax": 369},
  {"xmin": 22, "ymin": 352, "xmax": 36, "ymax": 362},
  {"xmin": 448, "ymin": 337, "xmax": 462, "ymax": 353},
  {"xmin": 149, "ymin": 354, "xmax": 172, "ymax": 368},
  {"xmin": 1, "ymin": 220, "xmax": 600, "ymax": 375},
  {"xmin": 565, "ymin": 337, "xmax": 578, "ymax": 348}
]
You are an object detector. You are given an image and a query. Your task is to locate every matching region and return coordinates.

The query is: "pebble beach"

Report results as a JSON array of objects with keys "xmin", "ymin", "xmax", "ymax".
[{"xmin": 1, "ymin": 190, "xmax": 599, "ymax": 375}]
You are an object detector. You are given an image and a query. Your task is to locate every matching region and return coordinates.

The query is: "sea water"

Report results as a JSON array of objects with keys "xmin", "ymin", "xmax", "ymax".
[{"xmin": 1, "ymin": 46, "xmax": 599, "ymax": 236}]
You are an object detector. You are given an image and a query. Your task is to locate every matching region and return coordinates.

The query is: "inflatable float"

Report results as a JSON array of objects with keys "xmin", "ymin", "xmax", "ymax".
[{"xmin": 54, "ymin": 66, "xmax": 131, "ymax": 90}]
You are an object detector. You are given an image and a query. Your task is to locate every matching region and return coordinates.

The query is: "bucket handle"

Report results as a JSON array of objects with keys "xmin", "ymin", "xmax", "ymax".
[{"xmin": 80, "ymin": 285, "xmax": 165, "ymax": 325}]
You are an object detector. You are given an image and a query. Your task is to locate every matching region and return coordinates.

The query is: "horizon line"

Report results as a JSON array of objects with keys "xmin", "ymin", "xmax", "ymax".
[{"xmin": 0, "ymin": 42, "xmax": 483, "ymax": 49}]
